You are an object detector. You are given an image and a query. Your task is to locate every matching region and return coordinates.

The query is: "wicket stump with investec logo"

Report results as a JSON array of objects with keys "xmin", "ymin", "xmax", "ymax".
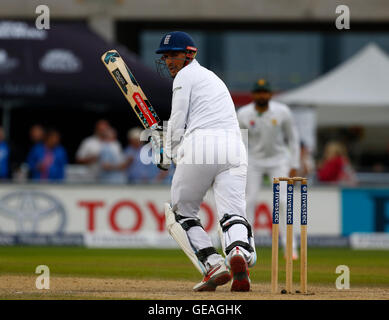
[{"xmin": 271, "ymin": 177, "xmax": 308, "ymax": 294}]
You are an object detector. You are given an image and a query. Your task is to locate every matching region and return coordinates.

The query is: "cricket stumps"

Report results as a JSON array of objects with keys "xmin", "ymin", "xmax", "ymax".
[{"xmin": 271, "ymin": 176, "xmax": 308, "ymax": 294}]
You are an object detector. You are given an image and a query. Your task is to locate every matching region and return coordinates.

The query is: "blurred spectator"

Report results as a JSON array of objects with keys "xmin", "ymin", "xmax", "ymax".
[
  {"xmin": 29, "ymin": 124, "xmax": 45, "ymax": 146},
  {"xmin": 76, "ymin": 119, "xmax": 114, "ymax": 181},
  {"xmin": 317, "ymin": 141, "xmax": 357, "ymax": 185},
  {"xmin": 27, "ymin": 129, "xmax": 68, "ymax": 181},
  {"xmin": 98, "ymin": 128, "xmax": 127, "ymax": 184},
  {"xmin": 26, "ymin": 124, "xmax": 46, "ymax": 179},
  {"xmin": 124, "ymin": 127, "xmax": 166, "ymax": 184},
  {"xmin": 0, "ymin": 126, "xmax": 9, "ymax": 179}
]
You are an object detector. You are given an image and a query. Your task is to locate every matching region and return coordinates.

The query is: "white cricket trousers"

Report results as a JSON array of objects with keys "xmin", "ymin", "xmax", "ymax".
[
  {"xmin": 170, "ymin": 130, "xmax": 249, "ymax": 261},
  {"xmin": 246, "ymin": 160, "xmax": 298, "ymax": 251}
]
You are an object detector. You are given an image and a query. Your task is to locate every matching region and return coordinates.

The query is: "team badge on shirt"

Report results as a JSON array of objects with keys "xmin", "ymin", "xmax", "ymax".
[
  {"xmin": 250, "ymin": 120, "xmax": 255, "ymax": 127},
  {"xmin": 272, "ymin": 119, "xmax": 277, "ymax": 126}
]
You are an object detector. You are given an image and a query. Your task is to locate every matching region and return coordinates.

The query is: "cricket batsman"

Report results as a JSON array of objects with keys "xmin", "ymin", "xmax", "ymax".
[
  {"xmin": 237, "ymin": 79, "xmax": 301, "ymax": 259},
  {"xmin": 152, "ymin": 31, "xmax": 256, "ymax": 292}
]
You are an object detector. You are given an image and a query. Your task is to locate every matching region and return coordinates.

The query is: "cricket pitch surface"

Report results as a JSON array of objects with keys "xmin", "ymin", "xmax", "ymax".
[{"xmin": 1, "ymin": 275, "xmax": 388, "ymax": 300}]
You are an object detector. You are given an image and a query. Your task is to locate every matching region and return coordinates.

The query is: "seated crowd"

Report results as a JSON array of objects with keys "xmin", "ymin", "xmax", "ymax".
[{"xmin": 0, "ymin": 119, "xmax": 358, "ymax": 185}]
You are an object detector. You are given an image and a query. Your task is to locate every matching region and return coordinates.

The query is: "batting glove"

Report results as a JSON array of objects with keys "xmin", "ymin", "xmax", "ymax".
[{"xmin": 150, "ymin": 125, "xmax": 170, "ymax": 171}]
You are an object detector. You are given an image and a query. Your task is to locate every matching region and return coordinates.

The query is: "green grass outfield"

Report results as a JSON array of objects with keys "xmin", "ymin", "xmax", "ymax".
[{"xmin": 1, "ymin": 246, "xmax": 389, "ymax": 286}]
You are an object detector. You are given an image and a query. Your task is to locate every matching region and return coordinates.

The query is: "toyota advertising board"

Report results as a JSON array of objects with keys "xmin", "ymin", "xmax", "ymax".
[{"xmin": 0, "ymin": 184, "xmax": 341, "ymax": 247}]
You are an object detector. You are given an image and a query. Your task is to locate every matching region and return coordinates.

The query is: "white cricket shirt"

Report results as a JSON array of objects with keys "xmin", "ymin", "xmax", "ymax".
[
  {"xmin": 165, "ymin": 59, "xmax": 241, "ymax": 159},
  {"xmin": 237, "ymin": 101, "xmax": 300, "ymax": 169}
]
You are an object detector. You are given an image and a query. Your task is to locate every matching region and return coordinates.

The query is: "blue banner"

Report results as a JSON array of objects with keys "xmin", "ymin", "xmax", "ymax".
[{"xmin": 342, "ymin": 188, "xmax": 389, "ymax": 235}]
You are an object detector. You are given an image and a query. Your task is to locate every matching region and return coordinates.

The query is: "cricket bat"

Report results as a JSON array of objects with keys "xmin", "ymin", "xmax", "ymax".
[{"xmin": 101, "ymin": 49, "xmax": 160, "ymax": 129}]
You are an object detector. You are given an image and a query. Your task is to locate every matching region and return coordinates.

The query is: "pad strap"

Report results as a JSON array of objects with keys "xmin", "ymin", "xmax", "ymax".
[
  {"xmin": 195, "ymin": 247, "xmax": 218, "ymax": 264},
  {"xmin": 220, "ymin": 214, "xmax": 253, "ymax": 238},
  {"xmin": 220, "ymin": 214, "xmax": 244, "ymax": 225},
  {"xmin": 175, "ymin": 214, "xmax": 203, "ymax": 231},
  {"xmin": 225, "ymin": 241, "xmax": 254, "ymax": 255}
]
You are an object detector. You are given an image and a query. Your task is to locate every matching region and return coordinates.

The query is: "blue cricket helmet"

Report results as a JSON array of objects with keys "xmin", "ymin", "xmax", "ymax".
[{"xmin": 155, "ymin": 31, "xmax": 197, "ymax": 54}]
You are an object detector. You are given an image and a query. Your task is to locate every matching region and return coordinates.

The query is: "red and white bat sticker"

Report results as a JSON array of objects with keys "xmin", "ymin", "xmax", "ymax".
[{"xmin": 132, "ymin": 92, "xmax": 158, "ymax": 127}]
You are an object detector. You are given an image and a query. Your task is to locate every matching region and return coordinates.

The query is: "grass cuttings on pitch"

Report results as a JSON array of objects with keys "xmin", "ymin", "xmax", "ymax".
[{"xmin": 0, "ymin": 247, "xmax": 388, "ymax": 286}]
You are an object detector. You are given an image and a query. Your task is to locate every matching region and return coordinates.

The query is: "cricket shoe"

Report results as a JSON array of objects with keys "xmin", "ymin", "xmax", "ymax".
[
  {"xmin": 227, "ymin": 247, "xmax": 251, "ymax": 292},
  {"xmin": 193, "ymin": 261, "xmax": 231, "ymax": 292}
]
